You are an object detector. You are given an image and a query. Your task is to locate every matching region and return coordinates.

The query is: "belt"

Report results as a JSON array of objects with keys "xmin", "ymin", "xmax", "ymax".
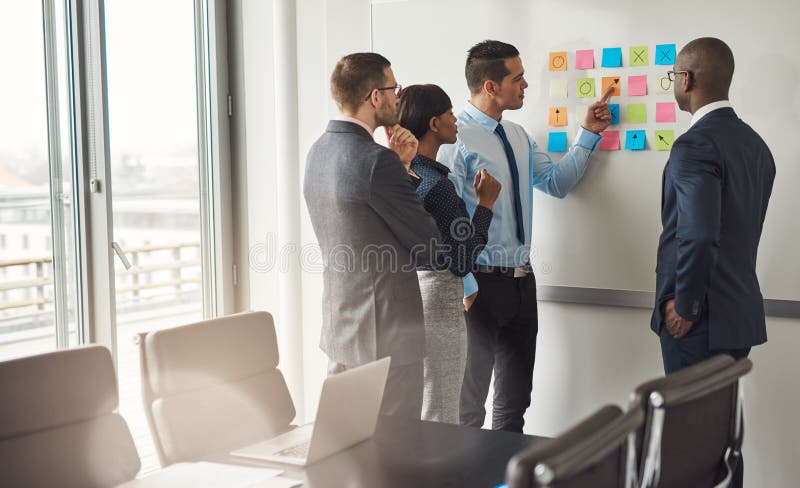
[{"xmin": 475, "ymin": 263, "xmax": 532, "ymax": 278}]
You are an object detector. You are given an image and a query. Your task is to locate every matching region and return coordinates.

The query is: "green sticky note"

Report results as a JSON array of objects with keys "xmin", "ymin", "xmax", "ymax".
[
  {"xmin": 626, "ymin": 103, "xmax": 647, "ymax": 124},
  {"xmin": 655, "ymin": 130, "xmax": 675, "ymax": 151},
  {"xmin": 630, "ymin": 46, "xmax": 649, "ymax": 67},
  {"xmin": 576, "ymin": 78, "xmax": 596, "ymax": 98}
]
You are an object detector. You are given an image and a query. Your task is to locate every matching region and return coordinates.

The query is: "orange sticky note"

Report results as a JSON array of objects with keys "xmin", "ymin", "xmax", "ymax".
[
  {"xmin": 602, "ymin": 76, "xmax": 621, "ymax": 97},
  {"xmin": 549, "ymin": 52, "xmax": 567, "ymax": 71},
  {"xmin": 548, "ymin": 106, "xmax": 568, "ymax": 126}
]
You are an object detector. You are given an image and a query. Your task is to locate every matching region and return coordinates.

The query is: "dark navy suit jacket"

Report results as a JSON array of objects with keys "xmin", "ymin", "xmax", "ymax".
[{"xmin": 652, "ymin": 107, "xmax": 775, "ymax": 350}]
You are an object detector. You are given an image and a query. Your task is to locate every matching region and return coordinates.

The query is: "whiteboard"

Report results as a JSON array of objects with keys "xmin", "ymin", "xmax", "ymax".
[{"xmin": 372, "ymin": 0, "xmax": 800, "ymax": 302}]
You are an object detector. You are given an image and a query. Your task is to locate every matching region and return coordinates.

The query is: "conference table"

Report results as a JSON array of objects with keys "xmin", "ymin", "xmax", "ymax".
[{"xmin": 228, "ymin": 415, "xmax": 548, "ymax": 488}]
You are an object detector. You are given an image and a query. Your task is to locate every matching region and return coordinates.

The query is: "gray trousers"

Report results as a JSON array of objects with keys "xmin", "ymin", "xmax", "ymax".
[
  {"xmin": 417, "ymin": 270, "xmax": 467, "ymax": 424},
  {"xmin": 328, "ymin": 359, "xmax": 423, "ymax": 419}
]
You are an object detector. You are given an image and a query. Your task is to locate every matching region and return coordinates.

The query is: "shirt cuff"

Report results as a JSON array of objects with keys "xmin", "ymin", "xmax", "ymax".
[
  {"xmin": 575, "ymin": 126, "xmax": 602, "ymax": 151},
  {"xmin": 462, "ymin": 273, "xmax": 479, "ymax": 298}
]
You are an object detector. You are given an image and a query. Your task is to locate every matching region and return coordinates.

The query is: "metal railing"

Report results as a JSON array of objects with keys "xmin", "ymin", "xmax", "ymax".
[{"xmin": 0, "ymin": 242, "xmax": 202, "ymax": 342}]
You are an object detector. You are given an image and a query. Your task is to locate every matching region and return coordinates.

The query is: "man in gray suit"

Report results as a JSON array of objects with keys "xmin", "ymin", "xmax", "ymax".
[{"xmin": 303, "ymin": 52, "xmax": 441, "ymax": 418}]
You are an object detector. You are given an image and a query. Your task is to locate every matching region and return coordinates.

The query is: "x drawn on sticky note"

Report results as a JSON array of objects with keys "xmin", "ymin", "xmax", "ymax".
[
  {"xmin": 599, "ymin": 130, "xmax": 620, "ymax": 151},
  {"xmin": 576, "ymin": 78, "xmax": 596, "ymax": 98},
  {"xmin": 630, "ymin": 46, "xmax": 649, "ymax": 67},
  {"xmin": 625, "ymin": 130, "xmax": 647, "ymax": 150},
  {"xmin": 548, "ymin": 132, "xmax": 568, "ymax": 152},
  {"xmin": 626, "ymin": 103, "xmax": 647, "ymax": 124},
  {"xmin": 601, "ymin": 77, "xmax": 621, "ymax": 97},
  {"xmin": 656, "ymin": 74, "xmax": 673, "ymax": 95},
  {"xmin": 628, "ymin": 75, "xmax": 647, "ymax": 96},
  {"xmin": 575, "ymin": 49, "xmax": 594, "ymax": 70},
  {"xmin": 549, "ymin": 79, "xmax": 568, "ymax": 98},
  {"xmin": 549, "ymin": 51, "xmax": 568, "ymax": 71},
  {"xmin": 601, "ymin": 47, "xmax": 623, "ymax": 67},
  {"xmin": 655, "ymin": 130, "xmax": 675, "ymax": 151},
  {"xmin": 656, "ymin": 102, "xmax": 676, "ymax": 123},
  {"xmin": 655, "ymin": 44, "xmax": 677, "ymax": 65},
  {"xmin": 608, "ymin": 104, "xmax": 620, "ymax": 125},
  {"xmin": 549, "ymin": 106, "xmax": 568, "ymax": 126}
]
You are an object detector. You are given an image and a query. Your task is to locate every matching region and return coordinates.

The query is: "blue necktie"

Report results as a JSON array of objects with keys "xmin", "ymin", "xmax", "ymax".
[{"xmin": 494, "ymin": 123, "xmax": 525, "ymax": 243}]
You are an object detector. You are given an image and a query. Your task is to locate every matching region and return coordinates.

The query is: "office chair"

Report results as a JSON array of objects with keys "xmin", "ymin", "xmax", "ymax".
[
  {"xmin": 0, "ymin": 346, "xmax": 141, "ymax": 487},
  {"xmin": 632, "ymin": 356, "xmax": 752, "ymax": 488},
  {"xmin": 506, "ymin": 404, "xmax": 644, "ymax": 488},
  {"xmin": 137, "ymin": 311, "xmax": 296, "ymax": 466}
]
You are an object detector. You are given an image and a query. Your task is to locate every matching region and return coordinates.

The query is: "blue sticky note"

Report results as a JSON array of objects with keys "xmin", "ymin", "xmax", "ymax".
[
  {"xmin": 601, "ymin": 47, "xmax": 623, "ymax": 67},
  {"xmin": 493, "ymin": 484, "xmax": 508, "ymax": 488},
  {"xmin": 655, "ymin": 44, "xmax": 676, "ymax": 65},
  {"xmin": 625, "ymin": 130, "xmax": 647, "ymax": 150},
  {"xmin": 609, "ymin": 104, "xmax": 620, "ymax": 125},
  {"xmin": 548, "ymin": 132, "xmax": 568, "ymax": 152}
]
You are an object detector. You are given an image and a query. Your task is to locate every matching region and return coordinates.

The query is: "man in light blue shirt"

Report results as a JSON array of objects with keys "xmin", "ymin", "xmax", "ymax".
[{"xmin": 437, "ymin": 40, "xmax": 613, "ymax": 432}]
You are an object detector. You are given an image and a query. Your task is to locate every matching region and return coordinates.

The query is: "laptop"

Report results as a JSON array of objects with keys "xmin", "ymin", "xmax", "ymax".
[{"xmin": 230, "ymin": 356, "xmax": 391, "ymax": 466}]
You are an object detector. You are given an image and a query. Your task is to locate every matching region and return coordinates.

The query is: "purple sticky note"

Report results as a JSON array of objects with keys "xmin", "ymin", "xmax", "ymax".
[
  {"xmin": 599, "ymin": 130, "xmax": 620, "ymax": 151},
  {"xmin": 628, "ymin": 75, "xmax": 648, "ymax": 96},
  {"xmin": 656, "ymin": 102, "xmax": 676, "ymax": 123},
  {"xmin": 576, "ymin": 50, "xmax": 594, "ymax": 70}
]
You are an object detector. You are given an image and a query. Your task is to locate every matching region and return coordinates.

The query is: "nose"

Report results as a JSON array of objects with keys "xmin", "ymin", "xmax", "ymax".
[{"xmin": 521, "ymin": 77, "xmax": 529, "ymax": 89}]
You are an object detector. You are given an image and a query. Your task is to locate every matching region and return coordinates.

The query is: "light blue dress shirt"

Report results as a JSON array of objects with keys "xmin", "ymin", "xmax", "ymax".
[{"xmin": 437, "ymin": 102, "xmax": 601, "ymax": 297}]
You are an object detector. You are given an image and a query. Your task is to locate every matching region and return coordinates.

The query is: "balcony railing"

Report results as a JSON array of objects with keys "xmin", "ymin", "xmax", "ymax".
[{"xmin": 0, "ymin": 242, "xmax": 202, "ymax": 344}]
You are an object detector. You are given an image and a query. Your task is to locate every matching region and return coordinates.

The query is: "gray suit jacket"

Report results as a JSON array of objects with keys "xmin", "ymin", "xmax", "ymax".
[{"xmin": 303, "ymin": 120, "xmax": 441, "ymax": 366}]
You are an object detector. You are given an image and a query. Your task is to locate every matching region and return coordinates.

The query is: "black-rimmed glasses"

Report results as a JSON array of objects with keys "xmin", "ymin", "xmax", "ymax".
[
  {"xmin": 364, "ymin": 84, "xmax": 402, "ymax": 100},
  {"xmin": 667, "ymin": 70, "xmax": 690, "ymax": 82}
]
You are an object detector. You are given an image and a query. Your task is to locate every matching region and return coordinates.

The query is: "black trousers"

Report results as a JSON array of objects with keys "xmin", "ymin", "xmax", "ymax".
[
  {"xmin": 659, "ymin": 319, "xmax": 750, "ymax": 488},
  {"xmin": 459, "ymin": 271, "xmax": 537, "ymax": 432}
]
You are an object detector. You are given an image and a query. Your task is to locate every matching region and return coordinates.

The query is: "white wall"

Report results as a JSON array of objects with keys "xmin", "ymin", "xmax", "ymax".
[{"xmin": 232, "ymin": 1, "xmax": 800, "ymax": 486}]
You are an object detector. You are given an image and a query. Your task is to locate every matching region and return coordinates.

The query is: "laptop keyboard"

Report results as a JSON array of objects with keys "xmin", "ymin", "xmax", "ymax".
[{"xmin": 276, "ymin": 440, "xmax": 311, "ymax": 458}]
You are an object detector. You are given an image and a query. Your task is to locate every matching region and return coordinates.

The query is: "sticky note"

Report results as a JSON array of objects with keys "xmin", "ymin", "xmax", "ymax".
[
  {"xmin": 626, "ymin": 103, "xmax": 647, "ymax": 124},
  {"xmin": 625, "ymin": 130, "xmax": 647, "ymax": 150},
  {"xmin": 548, "ymin": 132, "xmax": 568, "ymax": 152},
  {"xmin": 655, "ymin": 44, "xmax": 677, "ymax": 65},
  {"xmin": 608, "ymin": 104, "xmax": 620, "ymax": 125},
  {"xmin": 549, "ymin": 51, "xmax": 567, "ymax": 71},
  {"xmin": 654, "ymin": 130, "xmax": 675, "ymax": 151},
  {"xmin": 549, "ymin": 79, "xmax": 568, "ymax": 98},
  {"xmin": 548, "ymin": 106, "xmax": 568, "ymax": 126},
  {"xmin": 601, "ymin": 47, "xmax": 623, "ymax": 67},
  {"xmin": 656, "ymin": 74, "xmax": 673, "ymax": 95},
  {"xmin": 576, "ymin": 78, "xmax": 596, "ymax": 98},
  {"xmin": 628, "ymin": 75, "xmax": 647, "ymax": 96},
  {"xmin": 574, "ymin": 105, "xmax": 588, "ymax": 124},
  {"xmin": 599, "ymin": 130, "xmax": 620, "ymax": 151},
  {"xmin": 601, "ymin": 77, "xmax": 621, "ymax": 97},
  {"xmin": 575, "ymin": 49, "xmax": 594, "ymax": 69},
  {"xmin": 629, "ymin": 46, "xmax": 649, "ymax": 67},
  {"xmin": 656, "ymin": 102, "xmax": 676, "ymax": 123}
]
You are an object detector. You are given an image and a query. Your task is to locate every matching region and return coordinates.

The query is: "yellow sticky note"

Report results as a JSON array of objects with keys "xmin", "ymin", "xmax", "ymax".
[
  {"xmin": 574, "ymin": 105, "xmax": 588, "ymax": 125},
  {"xmin": 549, "ymin": 52, "xmax": 568, "ymax": 71},
  {"xmin": 602, "ymin": 76, "xmax": 621, "ymax": 97},
  {"xmin": 549, "ymin": 79, "xmax": 568, "ymax": 98},
  {"xmin": 626, "ymin": 103, "xmax": 647, "ymax": 124},
  {"xmin": 549, "ymin": 106, "xmax": 568, "ymax": 126},
  {"xmin": 655, "ymin": 130, "xmax": 675, "ymax": 151},
  {"xmin": 656, "ymin": 74, "xmax": 673, "ymax": 95}
]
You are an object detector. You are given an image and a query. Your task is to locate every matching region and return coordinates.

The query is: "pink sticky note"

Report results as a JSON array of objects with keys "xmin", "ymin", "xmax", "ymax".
[
  {"xmin": 628, "ymin": 75, "xmax": 648, "ymax": 96},
  {"xmin": 656, "ymin": 102, "xmax": 676, "ymax": 122},
  {"xmin": 599, "ymin": 130, "xmax": 620, "ymax": 151},
  {"xmin": 576, "ymin": 49, "xmax": 594, "ymax": 70}
]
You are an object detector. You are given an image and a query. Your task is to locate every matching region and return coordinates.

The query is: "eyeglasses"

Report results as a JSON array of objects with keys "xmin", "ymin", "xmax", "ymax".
[
  {"xmin": 364, "ymin": 84, "xmax": 402, "ymax": 100},
  {"xmin": 667, "ymin": 70, "xmax": 690, "ymax": 82}
]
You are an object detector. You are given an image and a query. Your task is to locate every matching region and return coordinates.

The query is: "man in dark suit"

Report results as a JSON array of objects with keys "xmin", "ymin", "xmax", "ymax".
[
  {"xmin": 303, "ymin": 53, "xmax": 440, "ymax": 418},
  {"xmin": 653, "ymin": 37, "xmax": 775, "ymax": 486}
]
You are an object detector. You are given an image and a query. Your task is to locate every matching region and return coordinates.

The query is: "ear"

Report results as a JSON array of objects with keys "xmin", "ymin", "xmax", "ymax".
[
  {"xmin": 367, "ymin": 89, "xmax": 380, "ymax": 107},
  {"xmin": 428, "ymin": 116, "xmax": 440, "ymax": 133},
  {"xmin": 683, "ymin": 72, "xmax": 695, "ymax": 92},
  {"xmin": 483, "ymin": 79, "xmax": 497, "ymax": 97}
]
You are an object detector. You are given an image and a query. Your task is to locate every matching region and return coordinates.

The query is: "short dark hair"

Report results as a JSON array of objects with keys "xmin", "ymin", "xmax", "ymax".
[
  {"xmin": 679, "ymin": 37, "xmax": 735, "ymax": 98},
  {"xmin": 330, "ymin": 52, "xmax": 391, "ymax": 112},
  {"xmin": 398, "ymin": 85, "xmax": 453, "ymax": 139},
  {"xmin": 465, "ymin": 40, "xmax": 520, "ymax": 94}
]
